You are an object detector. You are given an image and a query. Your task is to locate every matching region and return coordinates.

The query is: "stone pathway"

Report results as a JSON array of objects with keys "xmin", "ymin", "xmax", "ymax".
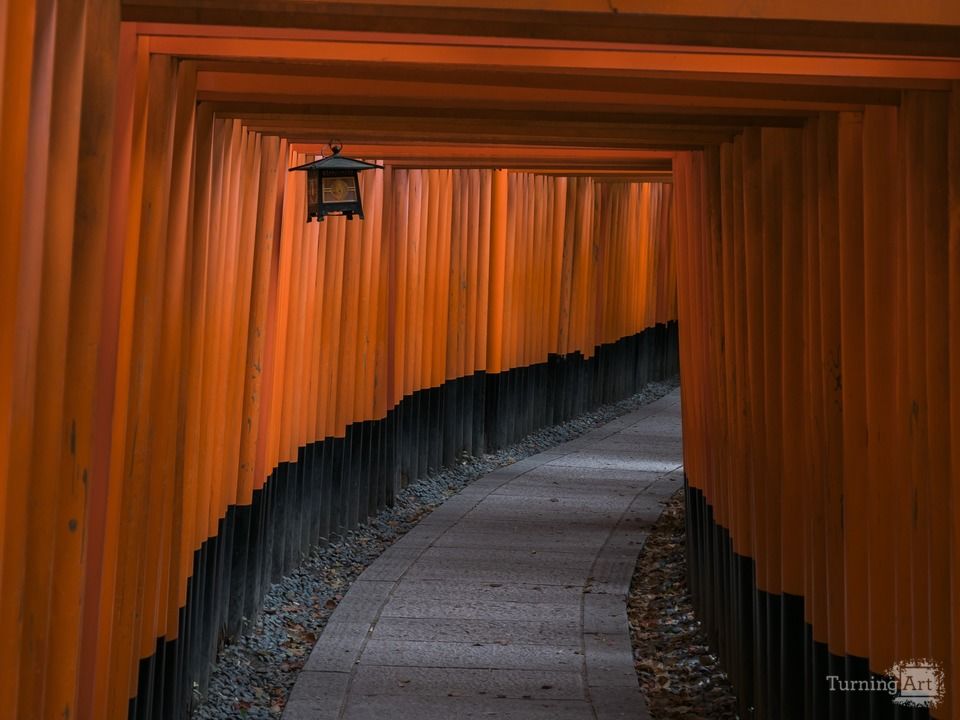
[{"xmin": 283, "ymin": 389, "xmax": 683, "ymax": 720}]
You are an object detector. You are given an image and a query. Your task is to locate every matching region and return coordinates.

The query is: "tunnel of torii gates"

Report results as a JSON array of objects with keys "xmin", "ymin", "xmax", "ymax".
[{"xmin": 1, "ymin": 1, "xmax": 959, "ymax": 719}]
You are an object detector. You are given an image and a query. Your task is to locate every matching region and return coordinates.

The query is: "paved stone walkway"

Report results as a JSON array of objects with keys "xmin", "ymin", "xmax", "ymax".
[{"xmin": 284, "ymin": 389, "xmax": 683, "ymax": 720}]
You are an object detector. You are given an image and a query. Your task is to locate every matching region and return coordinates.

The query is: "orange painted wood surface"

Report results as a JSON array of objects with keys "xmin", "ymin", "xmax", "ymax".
[
  {"xmin": 675, "ymin": 88, "xmax": 960, "ymax": 719},
  {"xmin": 0, "ymin": 38, "xmax": 676, "ymax": 714},
  {"xmin": 3, "ymin": 6, "xmax": 959, "ymax": 719}
]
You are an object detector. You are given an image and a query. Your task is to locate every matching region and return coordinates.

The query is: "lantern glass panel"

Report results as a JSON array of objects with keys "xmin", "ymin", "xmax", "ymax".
[{"xmin": 322, "ymin": 174, "xmax": 358, "ymax": 204}]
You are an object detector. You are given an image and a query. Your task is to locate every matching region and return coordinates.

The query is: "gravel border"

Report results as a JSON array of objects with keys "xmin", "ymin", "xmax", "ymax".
[
  {"xmin": 192, "ymin": 378, "xmax": 679, "ymax": 719},
  {"xmin": 628, "ymin": 491, "xmax": 739, "ymax": 720}
]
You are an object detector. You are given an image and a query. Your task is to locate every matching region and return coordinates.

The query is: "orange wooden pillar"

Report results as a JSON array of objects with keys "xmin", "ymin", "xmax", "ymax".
[
  {"xmin": 837, "ymin": 110, "xmax": 870, "ymax": 677},
  {"xmin": 861, "ymin": 105, "xmax": 900, "ymax": 682},
  {"xmin": 486, "ymin": 169, "xmax": 508, "ymax": 378},
  {"xmin": 947, "ymin": 80, "xmax": 960, "ymax": 720},
  {"xmin": 799, "ymin": 118, "xmax": 829, "ymax": 714},
  {"xmin": 920, "ymin": 92, "xmax": 952, "ymax": 720}
]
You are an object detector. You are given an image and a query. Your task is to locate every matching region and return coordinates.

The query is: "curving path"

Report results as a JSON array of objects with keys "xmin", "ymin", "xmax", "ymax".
[{"xmin": 283, "ymin": 389, "xmax": 682, "ymax": 720}]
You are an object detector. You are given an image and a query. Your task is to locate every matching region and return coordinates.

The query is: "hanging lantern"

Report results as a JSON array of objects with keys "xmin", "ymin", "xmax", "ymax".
[{"xmin": 289, "ymin": 142, "xmax": 383, "ymax": 222}]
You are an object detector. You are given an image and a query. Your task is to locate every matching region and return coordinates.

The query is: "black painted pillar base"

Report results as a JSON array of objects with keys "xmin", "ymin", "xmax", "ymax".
[{"xmin": 685, "ymin": 481, "xmax": 931, "ymax": 720}]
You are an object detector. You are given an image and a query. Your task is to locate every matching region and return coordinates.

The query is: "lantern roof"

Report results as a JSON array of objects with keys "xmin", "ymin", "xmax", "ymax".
[{"xmin": 290, "ymin": 151, "xmax": 382, "ymax": 173}]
